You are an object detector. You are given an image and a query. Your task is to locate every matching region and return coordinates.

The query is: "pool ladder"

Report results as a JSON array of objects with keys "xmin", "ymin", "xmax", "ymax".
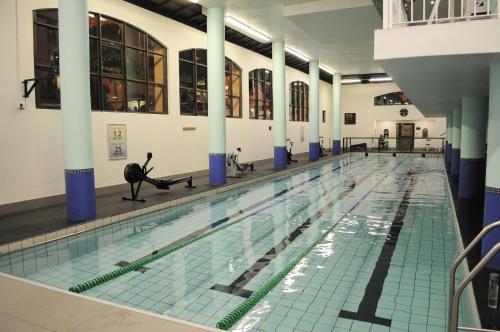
[{"xmin": 449, "ymin": 220, "xmax": 500, "ymax": 332}]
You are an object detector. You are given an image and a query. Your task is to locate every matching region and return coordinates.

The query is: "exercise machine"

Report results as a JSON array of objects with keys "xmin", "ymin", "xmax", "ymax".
[
  {"xmin": 319, "ymin": 136, "xmax": 326, "ymax": 157},
  {"xmin": 287, "ymin": 139, "xmax": 298, "ymax": 164},
  {"xmin": 227, "ymin": 148, "xmax": 255, "ymax": 178},
  {"xmin": 122, "ymin": 152, "xmax": 195, "ymax": 202}
]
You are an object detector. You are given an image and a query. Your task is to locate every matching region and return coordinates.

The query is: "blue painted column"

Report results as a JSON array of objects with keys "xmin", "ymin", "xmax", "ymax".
[
  {"xmin": 446, "ymin": 110, "xmax": 453, "ymax": 170},
  {"xmin": 451, "ymin": 106, "xmax": 462, "ymax": 176},
  {"xmin": 272, "ymin": 40, "xmax": 287, "ymax": 170},
  {"xmin": 332, "ymin": 73, "xmax": 342, "ymax": 155},
  {"xmin": 458, "ymin": 97, "xmax": 488, "ymax": 199},
  {"xmin": 207, "ymin": 4, "xmax": 226, "ymax": 185},
  {"xmin": 59, "ymin": 0, "xmax": 96, "ymax": 222},
  {"xmin": 483, "ymin": 62, "xmax": 500, "ymax": 270},
  {"xmin": 309, "ymin": 60, "xmax": 320, "ymax": 161}
]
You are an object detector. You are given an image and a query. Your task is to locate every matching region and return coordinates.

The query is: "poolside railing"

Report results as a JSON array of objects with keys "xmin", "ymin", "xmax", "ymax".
[{"xmin": 342, "ymin": 137, "xmax": 445, "ymax": 154}]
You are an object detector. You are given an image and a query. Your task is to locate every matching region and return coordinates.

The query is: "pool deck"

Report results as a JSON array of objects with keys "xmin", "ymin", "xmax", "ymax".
[{"xmin": 0, "ymin": 152, "xmax": 338, "ymax": 247}]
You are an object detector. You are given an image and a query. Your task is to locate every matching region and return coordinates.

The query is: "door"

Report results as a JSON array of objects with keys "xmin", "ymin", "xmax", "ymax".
[{"xmin": 396, "ymin": 123, "xmax": 415, "ymax": 151}]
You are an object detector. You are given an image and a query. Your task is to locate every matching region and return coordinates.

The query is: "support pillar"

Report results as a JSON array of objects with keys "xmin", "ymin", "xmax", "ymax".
[
  {"xmin": 458, "ymin": 97, "xmax": 488, "ymax": 199},
  {"xmin": 447, "ymin": 110, "xmax": 453, "ymax": 170},
  {"xmin": 332, "ymin": 73, "xmax": 341, "ymax": 155},
  {"xmin": 309, "ymin": 60, "xmax": 320, "ymax": 161},
  {"xmin": 451, "ymin": 106, "xmax": 462, "ymax": 176},
  {"xmin": 483, "ymin": 62, "xmax": 500, "ymax": 270},
  {"xmin": 207, "ymin": 4, "xmax": 226, "ymax": 185},
  {"xmin": 59, "ymin": 0, "xmax": 96, "ymax": 222},
  {"xmin": 272, "ymin": 41, "xmax": 287, "ymax": 170}
]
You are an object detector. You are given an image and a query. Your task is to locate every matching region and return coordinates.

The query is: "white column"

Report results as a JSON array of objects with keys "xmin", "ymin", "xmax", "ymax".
[
  {"xmin": 59, "ymin": 0, "xmax": 96, "ymax": 221},
  {"xmin": 332, "ymin": 73, "xmax": 341, "ymax": 155},
  {"xmin": 272, "ymin": 40, "xmax": 287, "ymax": 170},
  {"xmin": 309, "ymin": 60, "xmax": 320, "ymax": 161},
  {"xmin": 207, "ymin": 4, "xmax": 226, "ymax": 185}
]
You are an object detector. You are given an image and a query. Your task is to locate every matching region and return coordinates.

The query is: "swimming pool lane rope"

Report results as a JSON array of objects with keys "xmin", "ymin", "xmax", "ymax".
[
  {"xmin": 68, "ymin": 158, "xmax": 361, "ymax": 294},
  {"xmin": 215, "ymin": 157, "xmax": 408, "ymax": 330}
]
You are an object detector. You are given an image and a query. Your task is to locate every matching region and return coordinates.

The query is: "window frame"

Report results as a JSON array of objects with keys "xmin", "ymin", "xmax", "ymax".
[
  {"xmin": 289, "ymin": 81, "xmax": 309, "ymax": 122},
  {"xmin": 249, "ymin": 68, "xmax": 272, "ymax": 120},
  {"xmin": 32, "ymin": 9, "xmax": 168, "ymax": 114},
  {"xmin": 178, "ymin": 48, "xmax": 242, "ymax": 118}
]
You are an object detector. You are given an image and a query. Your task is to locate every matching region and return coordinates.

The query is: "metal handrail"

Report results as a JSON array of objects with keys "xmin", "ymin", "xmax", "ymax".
[
  {"xmin": 450, "ymin": 243, "xmax": 500, "ymax": 332},
  {"xmin": 448, "ymin": 220, "xmax": 500, "ymax": 331}
]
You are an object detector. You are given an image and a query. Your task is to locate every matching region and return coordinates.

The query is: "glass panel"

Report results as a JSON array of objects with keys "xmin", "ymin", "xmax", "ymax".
[
  {"xmin": 225, "ymin": 95, "xmax": 231, "ymax": 117},
  {"xmin": 257, "ymin": 101, "xmax": 264, "ymax": 119},
  {"xmin": 35, "ymin": 25, "xmax": 59, "ymax": 67},
  {"xmin": 225, "ymin": 58, "xmax": 230, "ymax": 72},
  {"xmin": 179, "ymin": 49, "xmax": 194, "ymax": 61},
  {"xmin": 180, "ymin": 88, "xmax": 195, "ymax": 115},
  {"xmin": 179, "ymin": 61, "xmax": 194, "ymax": 88},
  {"xmin": 289, "ymin": 105, "xmax": 294, "ymax": 121},
  {"xmin": 265, "ymin": 83, "xmax": 272, "ymax": 102},
  {"xmin": 148, "ymin": 54, "xmax": 164, "ymax": 84},
  {"xmin": 125, "ymin": 25, "xmax": 145, "ymax": 49},
  {"xmin": 249, "ymin": 99, "xmax": 257, "ymax": 119},
  {"xmin": 89, "ymin": 13, "xmax": 98, "ymax": 37},
  {"xmin": 257, "ymin": 69, "xmax": 263, "ymax": 81},
  {"xmin": 102, "ymin": 78, "xmax": 125, "ymax": 112},
  {"xmin": 249, "ymin": 70, "xmax": 256, "ymax": 79},
  {"xmin": 102, "ymin": 43, "xmax": 123, "ymax": 76},
  {"xmin": 265, "ymin": 102, "xmax": 272, "ymax": 120},
  {"xmin": 196, "ymin": 91, "xmax": 208, "ymax": 116},
  {"xmin": 197, "ymin": 65, "xmax": 207, "ymax": 91},
  {"xmin": 126, "ymin": 48, "xmax": 146, "ymax": 81},
  {"xmin": 196, "ymin": 49, "xmax": 207, "ymax": 65},
  {"xmin": 35, "ymin": 67, "xmax": 60, "ymax": 107},
  {"xmin": 249, "ymin": 80, "xmax": 256, "ymax": 100},
  {"xmin": 36, "ymin": 10, "xmax": 58, "ymax": 26},
  {"xmin": 264, "ymin": 69, "xmax": 271, "ymax": 82},
  {"xmin": 148, "ymin": 85, "xmax": 164, "ymax": 113},
  {"xmin": 232, "ymin": 74, "xmax": 240, "ymax": 97},
  {"xmin": 232, "ymin": 62, "xmax": 241, "ymax": 76},
  {"xmin": 225, "ymin": 72, "xmax": 231, "ymax": 95},
  {"xmin": 305, "ymin": 108, "xmax": 309, "ymax": 122},
  {"xmin": 232, "ymin": 97, "xmax": 241, "ymax": 118},
  {"xmin": 100, "ymin": 16, "xmax": 123, "ymax": 42},
  {"xmin": 149, "ymin": 37, "xmax": 165, "ymax": 55},
  {"xmin": 257, "ymin": 81, "xmax": 264, "ymax": 101},
  {"xmin": 126, "ymin": 81, "xmax": 146, "ymax": 112},
  {"xmin": 90, "ymin": 75, "xmax": 100, "ymax": 110},
  {"xmin": 90, "ymin": 38, "xmax": 99, "ymax": 74}
]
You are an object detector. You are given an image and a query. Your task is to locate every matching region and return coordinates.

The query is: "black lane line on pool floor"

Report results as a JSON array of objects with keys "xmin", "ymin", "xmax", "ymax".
[
  {"xmin": 114, "ymin": 161, "xmax": 356, "ymax": 269},
  {"xmin": 339, "ymin": 176, "xmax": 416, "ymax": 327},
  {"xmin": 211, "ymin": 171, "xmax": 375, "ymax": 298}
]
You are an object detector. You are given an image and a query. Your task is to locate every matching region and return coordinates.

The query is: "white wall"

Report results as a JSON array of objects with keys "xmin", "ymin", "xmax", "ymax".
[
  {"xmin": 340, "ymin": 82, "xmax": 446, "ymax": 149},
  {"xmin": 0, "ymin": 0, "xmax": 333, "ymax": 205}
]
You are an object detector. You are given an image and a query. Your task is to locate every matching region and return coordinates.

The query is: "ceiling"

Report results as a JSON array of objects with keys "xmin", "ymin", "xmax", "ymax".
[{"xmin": 124, "ymin": 0, "xmax": 385, "ymax": 82}]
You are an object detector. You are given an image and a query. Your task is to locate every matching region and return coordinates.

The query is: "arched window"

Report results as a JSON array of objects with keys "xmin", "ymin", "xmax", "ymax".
[
  {"xmin": 374, "ymin": 91, "xmax": 412, "ymax": 106},
  {"xmin": 179, "ymin": 49, "xmax": 242, "ymax": 117},
  {"xmin": 249, "ymin": 68, "xmax": 272, "ymax": 120},
  {"xmin": 289, "ymin": 81, "xmax": 308, "ymax": 122},
  {"xmin": 33, "ymin": 9, "xmax": 168, "ymax": 113}
]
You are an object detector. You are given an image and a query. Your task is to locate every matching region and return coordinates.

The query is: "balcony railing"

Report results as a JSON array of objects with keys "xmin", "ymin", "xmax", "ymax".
[
  {"xmin": 383, "ymin": 0, "xmax": 499, "ymax": 28},
  {"xmin": 342, "ymin": 137, "xmax": 445, "ymax": 154}
]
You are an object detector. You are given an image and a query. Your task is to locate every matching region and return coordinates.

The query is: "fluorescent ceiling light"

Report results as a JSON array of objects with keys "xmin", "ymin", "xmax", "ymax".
[
  {"xmin": 319, "ymin": 64, "xmax": 335, "ymax": 75},
  {"xmin": 190, "ymin": 0, "xmax": 199, "ymax": 3},
  {"xmin": 285, "ymin": 47, "xmax": 311, "ymax": 62},
  {"xmin": 369, "ymin": 77, "xmax": 392, "ymax": 82},
  {"xmin": 225, "ymin": 16, "xmax": 271, "ymax": 43},
  {"xmin": 341, "ymin": 78, "xmax": 361, "ymax": 84}
]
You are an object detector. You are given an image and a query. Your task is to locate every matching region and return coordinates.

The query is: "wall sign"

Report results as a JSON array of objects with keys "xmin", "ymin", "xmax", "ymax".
[
  {"xmin": 107, "ymin": 124, "xmax": 127, "ymax": 160},
  {"xmin": 400, "ymin": 108, "xmax": 409, "ymax": 117}
]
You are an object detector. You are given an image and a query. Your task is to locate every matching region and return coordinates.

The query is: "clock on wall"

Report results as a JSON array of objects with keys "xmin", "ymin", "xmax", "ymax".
[{"xmin": 400, "ymin": 108, "xmax": 409, "ymax": 117}]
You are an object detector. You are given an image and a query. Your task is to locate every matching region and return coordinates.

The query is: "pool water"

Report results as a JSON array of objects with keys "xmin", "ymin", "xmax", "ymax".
[{"xmin": 0, "ymin": 156, "xmax": 479, "ymax": 331}]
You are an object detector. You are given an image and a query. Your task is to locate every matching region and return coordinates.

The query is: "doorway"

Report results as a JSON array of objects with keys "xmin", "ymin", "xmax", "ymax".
[{"xmin": 396, "ymin": 123, "xmax": 415, "ymax": 151}]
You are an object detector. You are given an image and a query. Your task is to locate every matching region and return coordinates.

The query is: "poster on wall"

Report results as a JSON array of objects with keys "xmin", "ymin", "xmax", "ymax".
[{"xmin": 107, "ymin": 124, "xmax": 127, "ymax": 160}]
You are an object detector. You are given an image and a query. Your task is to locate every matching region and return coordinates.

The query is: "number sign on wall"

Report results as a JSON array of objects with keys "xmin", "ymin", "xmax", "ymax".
[{"xmin": 107, "ymin": 124, "xmax": 127, "ymax": 160}]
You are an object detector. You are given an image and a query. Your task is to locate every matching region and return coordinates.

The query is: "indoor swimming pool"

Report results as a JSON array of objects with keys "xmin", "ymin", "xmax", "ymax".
[{"xmin": 0, "ymin": 155, "xmax": 479, "ymax": 331}]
